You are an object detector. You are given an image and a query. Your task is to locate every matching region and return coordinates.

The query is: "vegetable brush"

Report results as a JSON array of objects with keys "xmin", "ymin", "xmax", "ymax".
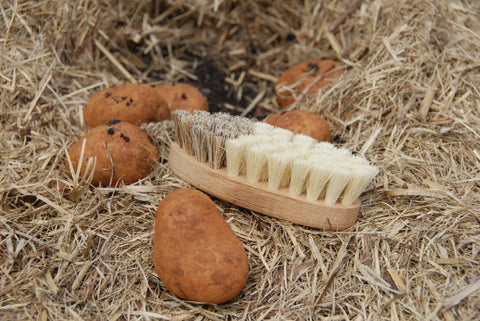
[{"xmin": 169, "ymin": 110, "xmax": 378, "ymax": 230}]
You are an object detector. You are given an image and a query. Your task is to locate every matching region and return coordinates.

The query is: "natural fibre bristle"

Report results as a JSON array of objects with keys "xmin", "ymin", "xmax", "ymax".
[
  {"xmin": 172, "ymin": 110, "xmax": 378, "ymax": 205},
  {"xmin": 267, "ymin": 151, "xmax": 295, "ymax": 190},
  {"xmin": 245, "ymin": 143, "xmax": 272, "ymax": 183}
]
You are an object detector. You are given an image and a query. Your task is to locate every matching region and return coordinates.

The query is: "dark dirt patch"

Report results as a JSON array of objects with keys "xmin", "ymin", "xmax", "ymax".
[{"xmin": 189, "ymin": 58, "xmax": 257, "ymax": 117}]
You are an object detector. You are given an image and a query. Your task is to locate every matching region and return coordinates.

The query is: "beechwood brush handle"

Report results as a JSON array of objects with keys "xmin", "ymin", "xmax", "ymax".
[{"xmin": 168, "ymin": 143, "xmax": 360, "ymax": 230}]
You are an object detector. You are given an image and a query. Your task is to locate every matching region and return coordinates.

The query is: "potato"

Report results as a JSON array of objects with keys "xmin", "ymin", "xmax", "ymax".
[
  {"xmin": 155, "ymin": 83, "xmax": 209, "ymax": 115},
  {"xmin": 65, "ymin": 120, "xmax": 159, "ymax": 186},
  {"xmin": 153, "ymin": 188, "xmax": 249, "ymax": 304},
  {"xmin": 275, "ymin": 59, "xmax": 342, "ymax": 109},
  {"xmin": 83, "ymin": 83, "xmax": 170, "ymax": 127},
  {"xmin": 264, "ymin": 109, "xmax": 332, "ymax": 142}
]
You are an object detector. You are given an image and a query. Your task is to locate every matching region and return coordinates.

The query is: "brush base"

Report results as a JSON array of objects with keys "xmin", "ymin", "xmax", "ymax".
[{"xmin": 168, "ymin": 143, "xmax": 360, "ymax": 230}]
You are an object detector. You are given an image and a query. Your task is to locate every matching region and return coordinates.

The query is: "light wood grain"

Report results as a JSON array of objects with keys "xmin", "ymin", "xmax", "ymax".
[{"xmin": 168, "ymin": 143, "xmax": 360, "ymax": 230}]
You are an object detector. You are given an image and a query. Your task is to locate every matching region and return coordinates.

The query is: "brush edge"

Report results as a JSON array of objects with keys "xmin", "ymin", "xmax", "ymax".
[{"xmin": 169, "ymin": 143, "xmax": 360, "ymax": 230}]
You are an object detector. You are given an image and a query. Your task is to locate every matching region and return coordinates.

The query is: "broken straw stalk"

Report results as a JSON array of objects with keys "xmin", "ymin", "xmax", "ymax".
[{"xmin": 169, "ymin": 110, "xmax": 378, "ymax": 230}]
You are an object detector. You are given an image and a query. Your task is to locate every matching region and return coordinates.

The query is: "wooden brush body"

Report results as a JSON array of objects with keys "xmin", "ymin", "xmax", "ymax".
[
  {"xmin": 169, "ymin": 143, "xmax": 360, "ymax": 230},
  {"xmin": 169, "ymin": 110, "xmax": 378, "ymax": 229}
]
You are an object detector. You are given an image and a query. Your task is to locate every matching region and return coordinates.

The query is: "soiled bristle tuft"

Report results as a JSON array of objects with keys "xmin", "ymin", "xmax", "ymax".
[
  {"xmin": 172, "ymin": 110, "xmax": 254, "ymax": 168},
  {"xmin": 172, "ymin": 111, "xmax": 378, "ymax": 205},
  {"xmin": 207, "ymin": 133, "xmax": 226, "ymax": 169}
]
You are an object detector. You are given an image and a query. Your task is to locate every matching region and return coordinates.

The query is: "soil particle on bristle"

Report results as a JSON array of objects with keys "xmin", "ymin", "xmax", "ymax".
[{"xmin": 107, "ymin": 128, "xmax": 115, "ymax": 135}]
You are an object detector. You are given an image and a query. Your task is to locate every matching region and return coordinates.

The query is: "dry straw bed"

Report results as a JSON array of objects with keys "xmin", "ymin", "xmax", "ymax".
[{"xmin": 1, "ymin": 0, "xmax": 479, "ymax": 320}]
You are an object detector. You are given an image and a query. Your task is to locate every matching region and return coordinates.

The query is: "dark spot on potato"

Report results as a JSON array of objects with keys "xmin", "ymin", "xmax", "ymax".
[
  {"xmin": 107, "ymin": 119, "xmax": 121, "ymax": 125},
  {"xmin": 126, "ymin": 102, "xmax": 130, "ymax": 106},
  {"xmin": 121, "ymin": 96, "xmax": 128, "ymax": 100},
  {"xmin": 120, "ymin": 133, "xmax": 130, "ymax": 142},
  {"xmin": 129, "ymin": 98, "xmax": 133, "ymax": 103},
  {"xmin": 174, "ymin": 267, "xmax": 185, "ymax": 276},
  {"xmin": 171, "ymin": 205, "xmax": 187, "ymax": 216},
  {"xmin": 211, "ymin": 268, "xmax": 230, "ymax": 285},
  {"xmin": 105, "ymin": 92, "xmax": 112, "ymax": 98},
  {"xmin": 305, "ymin": 63, "xmax": 319, "ymax": 73},
  {"xmin": 107, "ymin": 128, "xmax": 115, "ymax": 135},
  {"xmin": 175, "ymin": 283, "xmax": 187, "ymax": 297},
  {"xmin": 181, "ymin": 93, "xmax": 187, "ymax": 99},
  {"xmin": 112, "ymin": 95, "xmax": 122, "ymax": 103}
]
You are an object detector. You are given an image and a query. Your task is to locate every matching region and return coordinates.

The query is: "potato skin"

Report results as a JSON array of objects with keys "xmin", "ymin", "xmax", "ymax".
[
  {"xmin": 83, "ymin": 83, "xmax": 170, "ymax": 127},
  {"xmin": 275, "ymin": 59, "xmax": 342, "ymax": 109},
  {"xmin": 153, "ymin": 188, "xmax": 249, "ymax": 304},
  {"xmin": 155, "ymin": 83, "xmax": 209, "ymax": 115},
  {"xmin": 65, "ymin": 120, "xmax": 159, "ymax": 186},
  {"xmin": 264, "ymin": 110, "xmax": 332, "ymax": 143}
]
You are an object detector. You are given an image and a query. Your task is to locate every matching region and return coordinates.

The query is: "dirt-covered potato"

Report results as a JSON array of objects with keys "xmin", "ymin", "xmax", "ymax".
[
  {"xmin": 153, "ymin": 188, "xmax": 249, "ymax": 304},
  {"xmin": 264, "ymin": 109, "xmax": 332, "ymax": 142},
  {"xmin": 65, "ymin": 120, "xmax": 159, "ymax": 186},
  {"xmin": 155, "ymin": 83, "xmax": 209, "ymax": 115},
  {"xmin": 83, "ymin": 83, "xmax": 170, "ymax": 127},
  {"xmin": 275, "ymin": 59, "xmax": 342, "ymax": 109}
]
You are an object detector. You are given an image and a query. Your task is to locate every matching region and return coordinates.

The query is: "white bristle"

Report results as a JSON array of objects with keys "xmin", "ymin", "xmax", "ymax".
[
  {"xmin": 225, "ymin": 135, "xmax": 257, "ymax": 176},
  {"xmin": 312, "ymin": 141, "xmax": 337, "ymax": 154},
  {"xmin": 273, "ymin": 141, "xmax": 292, "ymax": 152},
  {"xmin": 324, "ymin": 166, "xmax": 352, "ymax": 205},
  {"xmin": 292, "ymin": 134, "xmax": 317, "ymax": 148},
  {"xmin": 254, "ymin": 134, "xmax": 275, "ymax": 143},
  {"xmin": 348, "ymin": 155, "xmax": 371, "ymax": 167},
  {"xmin": 253, "ymin": 122, "xmax": 274, "ymax": 135},
  {"xmin": 306, "ymin": 160, "xmax": 333, "ymax": 201},
  {"xmin": 289, "ymin": 158, "xmax": 311, "ymax": 196},
  {"xmin": 331, "ymin": 148, "xmax": 353, "ymax": 160},
  {"xmin": 271, "ymin": 134, "xmax": 293, "ymax": 143},
  {"xmin": 272, "ymin": 127, "xmax": 294, "ymax": 141},
  {"xmin": 341, "ymin": 164, "xmax": 378, "ymax": 205},
  {"xmin": 225, "ymin": 138, "xmax": 243, "ymax": 176},
  {"xmin": 291, "ymin": 147, "xmax": 312, "ymax": 159},
  {"xmin": 267, "ymin": 151, "xmax": 296, "ymax": 189},
  {"xmin": 245, "ymin": 143, "xmax": 272, "ymax": 183}
]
